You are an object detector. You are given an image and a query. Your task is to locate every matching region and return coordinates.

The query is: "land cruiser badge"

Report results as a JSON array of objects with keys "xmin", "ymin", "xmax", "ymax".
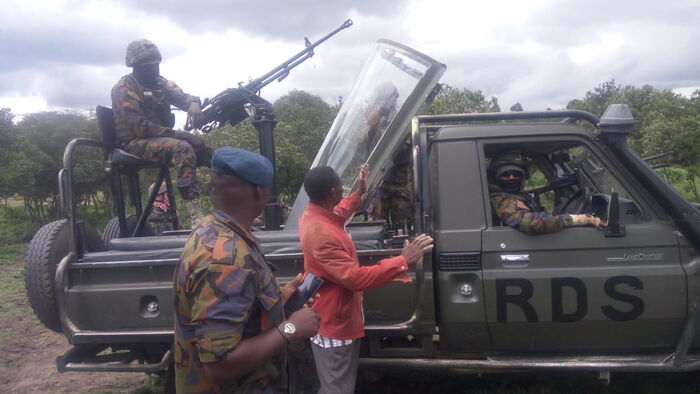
[{"xmin": 607, "ymin": 253, "xmax": 664, "ymax": 263}]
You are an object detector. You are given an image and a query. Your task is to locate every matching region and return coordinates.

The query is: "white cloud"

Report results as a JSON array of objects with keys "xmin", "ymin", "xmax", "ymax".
[
  {"xmin": 1, "ymin": 0, "xmax": 699, "ymax": 116},
  {"xmin": 568, "ymin": 32, "xmax": 625, "ymax": 65},
  {"xmin": 0, "ymin": 95, "xmax": 48, "ymax": 117},
  {"xmin": 674, "ymin": 86, "xmax": 700, "ymax": 98},
  {"xmin": 405, "ymin": 0, "xmax": 552, "ymax": 52}
]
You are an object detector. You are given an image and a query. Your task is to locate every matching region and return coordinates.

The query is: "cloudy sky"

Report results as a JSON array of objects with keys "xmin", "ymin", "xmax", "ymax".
[{"xmin": 1, "ymin": 0, "xmax": 699, "ymax": 119}]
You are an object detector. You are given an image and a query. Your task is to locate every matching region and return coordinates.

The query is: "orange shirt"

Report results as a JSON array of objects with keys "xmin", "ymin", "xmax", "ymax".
[{"xmin": 299, "ymin": 192, "xmax": 408, "ymax": 339}]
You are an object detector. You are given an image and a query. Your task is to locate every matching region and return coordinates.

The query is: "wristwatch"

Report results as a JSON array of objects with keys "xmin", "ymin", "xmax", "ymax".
[
  {"xmin": 278, "ymin": 321, "xmax": 296, "ymax": 343},
  {"xmin": 283, "ymin": 322, "xmax": 296, "ymax": 335}
]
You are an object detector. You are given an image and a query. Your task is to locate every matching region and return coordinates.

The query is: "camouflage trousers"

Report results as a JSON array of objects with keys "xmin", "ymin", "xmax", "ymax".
[
  {"xmin": 377, "ymin": 182, "xmax": 413, "ymax": 232},
  {"xmin": 124, "ymin": 137, "xmax": 199, "ymax": 200}
]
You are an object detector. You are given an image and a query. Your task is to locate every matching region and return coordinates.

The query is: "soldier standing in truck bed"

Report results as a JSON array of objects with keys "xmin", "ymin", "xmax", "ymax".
[
  {"xmin": 111, "ymin": 39, "xmax": 210, "ymax": 225},
  {"xmin": 372, "ymin": 140, "xmax": 414, "ymax": 233}
]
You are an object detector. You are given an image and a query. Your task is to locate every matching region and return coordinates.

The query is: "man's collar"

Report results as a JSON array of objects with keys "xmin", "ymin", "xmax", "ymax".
[
  {"xmin": 211, "ymin": 209, "xmax": 258, "ymax": 244},
  {"xmin": 307, "ymin": 201, "xmax": 346, "ymax": 225}
]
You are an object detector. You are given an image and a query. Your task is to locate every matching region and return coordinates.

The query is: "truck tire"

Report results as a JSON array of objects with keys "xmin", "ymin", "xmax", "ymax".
[
  {"xmin": 102, "ymin": 214, "xmax": 155, "ymax": 247},
  {"xmin": 25, "ymin": 219, "xmax": 104, "ymax": 333}
]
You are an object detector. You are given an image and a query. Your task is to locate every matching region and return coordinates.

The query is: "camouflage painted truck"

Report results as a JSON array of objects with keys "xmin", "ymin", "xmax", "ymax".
[{"xmin": 24, "ymin": 39, "xmax": 700, "ymax": 390}]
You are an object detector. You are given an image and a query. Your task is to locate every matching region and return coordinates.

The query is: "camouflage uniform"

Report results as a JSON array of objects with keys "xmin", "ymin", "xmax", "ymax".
[
  {"xmin": 174, "ymin": 210, "xmax": 286, "ymax": 393},
  {"xmin": 111, "ymin": 42, "xmax": 202, "ymax": 200},
  {"xmin": 489, "ymin": 183, "xmax": 575, "ymax": 235},
  {"xmin": 377, "ymin": 142, "xmax": 413, "ymax": 231}
]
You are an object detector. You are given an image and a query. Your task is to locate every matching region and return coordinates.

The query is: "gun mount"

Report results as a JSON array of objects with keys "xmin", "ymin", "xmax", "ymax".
[{"xmin": 190, "ymin": 19, "xmax": 352, "ymax": 230}]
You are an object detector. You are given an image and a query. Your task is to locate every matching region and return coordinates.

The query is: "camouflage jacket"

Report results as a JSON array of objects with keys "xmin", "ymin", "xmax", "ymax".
[
  {"xmin": 174, "ymin": 210, "xmax": 285, "ymax": 394},
  {"xmin": 489, "ymin": 184, "xmax": 574, "ymax": 235},
  {"xmin": 111, "ymin": 74, "xmax": 200, "ymax": 143}
]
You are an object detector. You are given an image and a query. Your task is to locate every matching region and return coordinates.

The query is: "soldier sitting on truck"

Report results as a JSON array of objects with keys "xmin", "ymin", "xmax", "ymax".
[
  {"xmin": 488, "ymin": 151, "xmax": 605, "ymax": 235},
  {"xmin": 111, "ymin": 39, "xmax": 211, "ymax": 226}
]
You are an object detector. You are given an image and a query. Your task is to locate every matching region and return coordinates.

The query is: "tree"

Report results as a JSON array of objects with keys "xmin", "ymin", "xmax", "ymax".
[
  {"xmin": 0, "ymin": 108, "xmax": 17, "ymax": 206},
  {"xmin": 427, "ymin": 84, "xmax": 500, "ymax": 114},
  {"xmin": 510, "ymin": 102, "xmax": 523, "ymax": 112},
  {"xmin": 568, "ymin": 81, "xmax": 700, "ymax": 201},
  {"xmin": 4, "ymin": 111, "xmax": 105, "ymax": 221}
]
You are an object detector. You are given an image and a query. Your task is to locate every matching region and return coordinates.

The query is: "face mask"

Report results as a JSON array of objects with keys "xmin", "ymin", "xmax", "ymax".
[{"xmin": 497, "ymin": 178, "xmax": 524, "ymax": 194}]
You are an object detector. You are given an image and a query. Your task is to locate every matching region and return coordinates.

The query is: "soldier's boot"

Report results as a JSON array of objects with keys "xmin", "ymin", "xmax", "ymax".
[{"xmin": 185, "ymin": 198, "xmax": 205, "ymax": 228}]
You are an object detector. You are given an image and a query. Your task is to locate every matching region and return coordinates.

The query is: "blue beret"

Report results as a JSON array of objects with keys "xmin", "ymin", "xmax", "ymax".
[{"xmin": 211, "ymin": 147, "xmax": 273, "ymax": 186}]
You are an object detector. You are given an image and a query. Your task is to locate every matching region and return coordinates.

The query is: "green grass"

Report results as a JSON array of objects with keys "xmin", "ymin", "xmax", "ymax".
[
  {"xmin": 0, "ymin": 242, "xmax": 25, "ymax": 349},
  {"xmin": 0, "ymin": 206, "xmax": 41, "ymax": 246},
  {"xmin": 0, "ymin": 243, "xmax": 25, "ymax": 264}
]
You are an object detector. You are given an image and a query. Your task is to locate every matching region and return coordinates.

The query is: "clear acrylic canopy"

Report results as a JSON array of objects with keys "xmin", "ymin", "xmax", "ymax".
[{"xmin": 286, "ymin": 40, "xmax": 445, "ymax": 228}]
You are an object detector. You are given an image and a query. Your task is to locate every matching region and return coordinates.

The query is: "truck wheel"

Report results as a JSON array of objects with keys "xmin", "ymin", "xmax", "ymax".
[
  {"xmin": 25, "ymin": 219, "xmax": 104, "ymax": 333},
  {"xmin": 102, "ymin": 214, "xmax": 155, "ymax": 247}
]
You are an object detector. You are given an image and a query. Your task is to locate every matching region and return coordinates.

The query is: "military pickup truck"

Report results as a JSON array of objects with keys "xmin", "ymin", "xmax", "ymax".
[{"xmin": 24, "ymin": 39, "xmax": 700, "ymax": 389}]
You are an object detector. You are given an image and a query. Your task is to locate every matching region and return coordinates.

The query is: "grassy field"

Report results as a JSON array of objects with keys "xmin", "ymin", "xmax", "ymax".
[{"xmin": 0, "ymin": 242, "xmax": 161, "ymax": 393}]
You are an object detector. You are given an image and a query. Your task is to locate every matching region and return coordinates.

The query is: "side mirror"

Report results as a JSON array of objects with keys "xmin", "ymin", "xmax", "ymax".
[{"xmin": 604, "ymin": 191, "xmax": 626, "ymax": 238}]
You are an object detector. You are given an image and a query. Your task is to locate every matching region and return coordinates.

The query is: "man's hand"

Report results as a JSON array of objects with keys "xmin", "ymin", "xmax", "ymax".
[
  {"xmin": 357, "ymin": 163, "xmax": 369, "ymax": 196},
  {"xmin": 173, "ymin": 130, "xmax": 206, "ymax": 151},
  {"xmin": 281, "ymin": 273, "xmax": 302, "ymax": 304},
  {"xmin": 186, "ymin": 101, "xmax": 204, "ymax": 130},
  {"xmin": 570, "ymin": 214, "xmax": 607, "ymax": 229},
  {"xmin": 400, "ymin": 234, "xmax": 434, "ymax": 265},
  {"xmin": 285, "ymin": 306, "xmax": 320, "ymax": 340}
]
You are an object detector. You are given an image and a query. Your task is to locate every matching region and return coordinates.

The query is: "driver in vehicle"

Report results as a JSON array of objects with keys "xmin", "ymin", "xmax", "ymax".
[{"xmin": 488, "ymin": 151, "xmax": 605, "ymax": 235}]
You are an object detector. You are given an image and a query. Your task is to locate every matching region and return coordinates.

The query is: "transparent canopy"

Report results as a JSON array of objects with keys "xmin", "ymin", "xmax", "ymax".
[{"xmin": 286, "ymin": 40, "xmax": 445, "ymax": 228}]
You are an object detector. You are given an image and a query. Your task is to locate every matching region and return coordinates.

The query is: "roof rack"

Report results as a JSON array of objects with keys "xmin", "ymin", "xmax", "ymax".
[{"xmin": 416, "ymin": 109, "xmax": 600, "ymax": 131}]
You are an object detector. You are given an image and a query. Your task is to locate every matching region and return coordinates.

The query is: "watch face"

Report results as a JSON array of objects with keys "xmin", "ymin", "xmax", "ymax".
[{"xmin": 283, "ymin": 322, "xmax": 296, "ymax": 335}]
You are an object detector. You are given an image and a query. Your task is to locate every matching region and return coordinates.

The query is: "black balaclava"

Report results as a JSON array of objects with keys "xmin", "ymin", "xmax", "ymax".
[{"xmin": 495, "ymin": 164, "xmax": 526, "ymax": 194}]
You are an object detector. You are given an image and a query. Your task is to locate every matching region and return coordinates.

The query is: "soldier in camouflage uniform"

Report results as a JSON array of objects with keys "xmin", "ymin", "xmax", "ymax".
[
  {"xmin": 374, "ymin": 141, "xmax": 413, "ymax": 233},
  {"xmin": 174, "ymin": 147, "xmax": 319, "ymax": 393},
  {"xmin": 111, "ymin": 39, "xmax": 209, "ymax": 225},
  {"xmin": 488, "ymin": 151, "xmax": 604, "ymax": 235}
]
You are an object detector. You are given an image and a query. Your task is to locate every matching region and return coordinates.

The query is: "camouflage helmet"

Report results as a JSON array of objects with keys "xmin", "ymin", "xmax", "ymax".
[
  {"xmin": 489, "ymin": 151, "xmax": 529, "ymax": 179},
  {"xmin": 125, "ymin": 39, "xmax": 162, "ymax": 67}
]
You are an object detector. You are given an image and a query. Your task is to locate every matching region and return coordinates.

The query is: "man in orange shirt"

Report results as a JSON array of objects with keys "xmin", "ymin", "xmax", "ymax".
[{"xmin": 299, "ymin": 164, "xmax": 433, "ymax": 394}]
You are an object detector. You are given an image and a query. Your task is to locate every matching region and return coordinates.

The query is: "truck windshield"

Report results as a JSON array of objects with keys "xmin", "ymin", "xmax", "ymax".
[{"xmin": 286, "ymin": 41, "xmax": 444, "ymax": 228}]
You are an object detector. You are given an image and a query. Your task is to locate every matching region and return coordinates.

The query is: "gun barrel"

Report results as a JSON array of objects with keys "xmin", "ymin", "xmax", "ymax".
[{"xmin": 245, "ymin": 19, "xmax": 353, "ymax": 92}]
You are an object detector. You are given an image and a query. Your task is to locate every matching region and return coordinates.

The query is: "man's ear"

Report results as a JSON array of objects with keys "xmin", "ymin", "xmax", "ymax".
[
  {"xmin": 330, "ymin": 185, "xmax": 341, "ymax": 199},
  {"xmin": 252, "ymin": 185, "xmax": 269, "ymax": 203},
  {"xmin": 252, "ymin": 185, "xmax": 262, "ymax": 202}
]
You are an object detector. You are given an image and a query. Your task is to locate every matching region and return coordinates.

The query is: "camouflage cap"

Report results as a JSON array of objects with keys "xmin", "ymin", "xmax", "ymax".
[
  {"xmin": 489, "ymin": 151, "xmax": 528, "ymax": 178},
  {"xmin": 125, "ymin": 39, "xmax": 162, "ymax": 67}
]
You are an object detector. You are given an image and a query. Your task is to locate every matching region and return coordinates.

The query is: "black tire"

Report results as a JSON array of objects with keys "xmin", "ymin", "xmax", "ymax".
[
  {"xmin": 163, "ymin": 362, "xmax": 176, "ymax": 394},
  {"xmin": 102, "ymin": 214, "xmax": 156, "ymax": 247},
  {"xmin": 24, "ymin": 219, "xmax": 104, "ymax": 332}
]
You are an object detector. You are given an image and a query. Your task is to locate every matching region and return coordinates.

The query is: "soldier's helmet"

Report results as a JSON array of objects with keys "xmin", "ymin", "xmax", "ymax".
[
  {"xmin": 125, "ymin": 39, "xmax": 162, "ymax": 67},
  {"xmin": 488, "ymin": 151, "xmax": 529, "ymax": 180}
]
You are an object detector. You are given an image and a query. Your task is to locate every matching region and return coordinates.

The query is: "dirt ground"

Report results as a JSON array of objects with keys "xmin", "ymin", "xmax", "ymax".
[{"xmin": 0, "ymin": 254, "xmax": 147, "ymax": 394}]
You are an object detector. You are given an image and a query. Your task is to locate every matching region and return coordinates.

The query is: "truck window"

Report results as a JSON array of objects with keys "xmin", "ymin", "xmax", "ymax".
[{"xmin": 485, "ymin": 142, "xmax": 645, "ymax": 228}]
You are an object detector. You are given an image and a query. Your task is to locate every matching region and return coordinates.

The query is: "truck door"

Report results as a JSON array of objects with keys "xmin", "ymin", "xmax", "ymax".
[
  {"xmin": 480, "ymin": 138, "xmax": 686, "ymax": 352},
  {"xmin": 431, "ymin": 139, "xmax": 491, "ymax": 355}
]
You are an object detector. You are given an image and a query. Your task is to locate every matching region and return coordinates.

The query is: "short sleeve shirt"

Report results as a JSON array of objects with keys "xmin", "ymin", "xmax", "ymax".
[{"xmin": 174, "ymin": 210, "xmax": 285, "ymax": 394}]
